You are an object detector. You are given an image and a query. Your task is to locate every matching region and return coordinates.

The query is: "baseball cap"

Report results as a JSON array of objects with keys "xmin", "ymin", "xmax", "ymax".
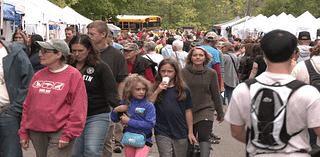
[
  {"xmin": 298, "ymin": 31, "xmax": 310, "ymax": 40},
  {"xmin": 121, "ymin": 43, "xmax": 139, "ymax": 51},
  {"xmin": 205, "ymin": 32, "xmax": 219, "ymax": 41},
  {"xmin": 36, "ymin": 39, "xmax": 70, "ymax": 58}
]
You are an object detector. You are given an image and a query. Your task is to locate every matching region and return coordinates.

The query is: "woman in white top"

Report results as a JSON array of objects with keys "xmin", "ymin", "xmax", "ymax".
[
  {"xmin": 169, "ymin": 40, "xmax": 188, "ymax": 69},
  {"xmin": 143, "ymin": 41, "xmax": 164, "ymax": 71}
]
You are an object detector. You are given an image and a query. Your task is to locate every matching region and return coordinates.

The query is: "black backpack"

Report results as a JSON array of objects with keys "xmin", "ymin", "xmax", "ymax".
[
  {"xmin": 145, "ymin": 55, "xmax": 158, "ymax": 77},
  {"xmin": 305, "ymin": 59, "xmax": 320, "ymax": 92},
  {"xmin": 245, "ymin": 79, "xmax": 305, "ymax": 151}
]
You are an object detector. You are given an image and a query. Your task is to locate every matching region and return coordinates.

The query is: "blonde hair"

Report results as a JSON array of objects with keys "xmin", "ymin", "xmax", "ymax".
[
  {"xmin": 121, "ymin": 75, "xmax": 152, "ymax": 103},
  {"xmin": 186, "ymin": 47, "xmax": 212, "ymax": 66}
]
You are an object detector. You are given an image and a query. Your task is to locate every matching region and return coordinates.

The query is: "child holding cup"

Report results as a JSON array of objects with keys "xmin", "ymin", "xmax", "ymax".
[{"xmin": 150, "ymin": 58, "xmax": 197, "ymax": 157}]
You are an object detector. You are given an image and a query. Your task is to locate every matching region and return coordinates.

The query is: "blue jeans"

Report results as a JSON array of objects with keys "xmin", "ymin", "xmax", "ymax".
[
  {"xmin": 0, "ymin": 112, "xmax": 22, "ymax": 157},
  {"xmin": 71, "ymin": 112, "xmax": 111, "ymax": 157},
  {"xmin": 223, "ymin": 84, "xmax": 235, "ymax": 105}
]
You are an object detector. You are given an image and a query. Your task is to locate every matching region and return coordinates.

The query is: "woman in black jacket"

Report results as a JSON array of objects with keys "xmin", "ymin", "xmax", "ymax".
[{"xmin": 68, "ymin": 34, "xmax": 123, "ymax": 157}]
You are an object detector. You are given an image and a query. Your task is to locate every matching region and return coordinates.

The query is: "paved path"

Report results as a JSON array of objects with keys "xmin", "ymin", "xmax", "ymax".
[{"xmin": 23, "ymin": 113, "xmax": 246, "ymax": 157}]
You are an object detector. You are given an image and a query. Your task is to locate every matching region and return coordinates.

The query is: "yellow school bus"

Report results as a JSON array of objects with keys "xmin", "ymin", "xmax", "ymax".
[{"xmin": 115, "ymin": 15, "xmax": 162, "ymax": 32}]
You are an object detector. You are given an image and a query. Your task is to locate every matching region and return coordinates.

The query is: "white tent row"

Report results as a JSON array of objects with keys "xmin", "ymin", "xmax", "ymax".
[
  {"xmin": 217, "ymin": 16, "xmax": 251, "ymax": 39},
  {"xmin": 232, "ymin": 11, "xmax": 320, "ymax": 40},
  {"xmin": 13, "ymin": 0, "xmax": 92, "ymax": 40}
]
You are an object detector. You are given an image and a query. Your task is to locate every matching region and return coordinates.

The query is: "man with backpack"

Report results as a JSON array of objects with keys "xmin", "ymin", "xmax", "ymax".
[{"xmin": 225, "ymin": 30, "xmax": 320, "ymax": 156}]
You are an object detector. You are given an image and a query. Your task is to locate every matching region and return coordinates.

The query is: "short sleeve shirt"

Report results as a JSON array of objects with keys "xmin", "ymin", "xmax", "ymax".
[{"xmin": 154, "ymin": 86, "xmax": 194, "ymax": 139}]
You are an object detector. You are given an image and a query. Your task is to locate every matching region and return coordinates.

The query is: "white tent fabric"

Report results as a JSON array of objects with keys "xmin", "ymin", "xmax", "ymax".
[
  {"xmin": 24, "ymin": 0, "xmax": 64, "ymax": 40},
  {"xmin": 62, "ymin": 6, "xmax": 92, "ymax": 26},
  {"xmin": 23, "ymin": 1, "xmax": 92, "ymax": 40},
  {"xmin": 232, "ymin": 14, "xmax": 268, "ymax": 39},
  {"xmin": 4, "ymin": 0, "xmax": 25, "ymax": 14},
  {"xmin": 213, "ymin": 16, "xmax": 241, "ymax": 27},
  {"xmin": 219, "ymin": 16, "xmax": 251, "ymax": 38},
  {"xmin": 232, "ymin": 11, "xmax": 320, "ymax": 40},
  {"xmin": 107, "ymin": 24, "xmax": 121, "ymax": 36}
]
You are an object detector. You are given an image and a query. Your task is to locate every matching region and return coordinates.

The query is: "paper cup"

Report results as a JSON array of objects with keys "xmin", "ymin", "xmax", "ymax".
[{"xmin": 162, "ymin": 77, "xmax": 170, "ymax": 86}]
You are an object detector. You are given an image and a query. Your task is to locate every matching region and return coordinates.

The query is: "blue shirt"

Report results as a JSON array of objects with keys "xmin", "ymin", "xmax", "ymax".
[
  {"xmin": 154, "ymin": 86, "xmax": 194, "ymax": 139},
  {"xmin": 112, "ymin": 42, "xmax": 123, "ymax": 50},
  {"xmin": 199, "ymin": 45, "xmax": 220, "ymax": 68},
  {"xmin": 161, "ymin": 45, "xmax": 173, "ymax": 57}
]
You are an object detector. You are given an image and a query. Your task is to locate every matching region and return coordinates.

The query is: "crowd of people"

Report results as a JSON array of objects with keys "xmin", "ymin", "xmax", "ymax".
[{"xmin": 1, "ymin": 20, "xmax": 320, "ymax": 157}]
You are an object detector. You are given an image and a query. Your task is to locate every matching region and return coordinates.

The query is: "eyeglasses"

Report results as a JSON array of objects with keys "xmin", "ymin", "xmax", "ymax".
[{"xmin": 40, "ymin": 49, "xmax": 57, "ymax": 55}]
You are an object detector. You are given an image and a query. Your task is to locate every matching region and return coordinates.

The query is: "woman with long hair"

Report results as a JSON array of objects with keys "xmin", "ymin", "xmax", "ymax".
[
  {"xmin": 12, "ymin": 30, "xmax": 28, "ymax": 45},
  {"xmin": 241, "ymin": 44, "xmax": 262, "ymax": 81},
  {"xmin": 150, "ymin": 58, "xmax": 197, "ymax": 157},
  {"xmin": 67, "ymin": 34, "xmax": 122, "ymax": 157},
  {"xmin": 12, "ymin": 30, "xmax": 29, "ymax": 55},
  {"xmin": 27, "ymin": 34, "xmax": 45, "ymax": 73},
  {"xmin": 239, "ymin": 43, "xmax": 254, "ymax": 81},
  {"xmin": 181, "ymin": 47, "xmax": 224, "ymax": 157}
]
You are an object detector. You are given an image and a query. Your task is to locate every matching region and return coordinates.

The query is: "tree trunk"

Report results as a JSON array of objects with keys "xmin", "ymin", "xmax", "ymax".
[
  {"xmin": 246, "ymin": 0, "xmax": 252, "ymax": 16},
  {"xmin": 169, "ymin": 6, "xmax": 171, "ymax": 24}
]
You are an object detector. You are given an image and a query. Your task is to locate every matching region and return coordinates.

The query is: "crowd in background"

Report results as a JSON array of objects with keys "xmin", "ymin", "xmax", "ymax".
[{"xmin": 1, "ymin": 21, "xmax": 320, "ymax": 157}]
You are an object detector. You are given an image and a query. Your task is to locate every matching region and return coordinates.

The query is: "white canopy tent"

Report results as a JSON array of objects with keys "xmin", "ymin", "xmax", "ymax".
[
  {"xmin": 232, "ymin": 11, "xmax": 320, "ymax": 40},
  {"xmin": 62, "ymin": 6, "xmax": 92, "ymax": 26},
  {"xmin": 296, "ymin": 11, "xmax": 318, "ymax": 39},
  {"xmin": 107, "ymin": 24, "xmax": 121, "ymax": 36},
  {"xmin": 23, "ymin": 1, "xmax": 93, "ymax": 40},
  {"xmin": 218, "ymin": 16, "xmax": 251, "ymax": 38},
  {"xmin": 62, "ymin": 6, "xmax": 92, "ymax": 35},
  {"xmin": 232, "ymin": 14, "xmax": 268, "ymax": 39},
  {"xmin": 2, "ymin": 0, "xmax": 25, "ymax": 40},
  {"xmin": 4, "ymin": 0, "xmax": 24, "ymax": 14},
  {"xmin": 23, "ymin": 0, "xmax": 65, "ymax": 40}
]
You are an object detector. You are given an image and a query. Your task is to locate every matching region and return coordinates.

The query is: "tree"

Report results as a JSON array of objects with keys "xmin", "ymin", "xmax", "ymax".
[
  {"xmin": 48, "ymin": 0, "xmax": 78, "ymax": 8},
  {"xmin": 258, "ymin": 0, "xmax": 320, "ymax": 17},
  {"xmin": 49, "ymin": 0, "xmax": 148, "ymax": 22},
  {"xmin": 247, "ymin": 0, "xmax": 252, "ymax": 16}
]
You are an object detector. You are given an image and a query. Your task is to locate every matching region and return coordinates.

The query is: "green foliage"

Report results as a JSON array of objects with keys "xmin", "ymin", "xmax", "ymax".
[
  {"xmin": 258, "ymin": 0, "xmax": 320, "ymax": 17},
  {"xmin": 49, "ymin": 0, "xmax": 148, "ymax": 22},
  {"xmin": 48, "ymin": 0, "xmax": 320, "ymax": 31},
  {"xmin": 48, "ymin": 0, "xmax": 78, "ymax": 8}
]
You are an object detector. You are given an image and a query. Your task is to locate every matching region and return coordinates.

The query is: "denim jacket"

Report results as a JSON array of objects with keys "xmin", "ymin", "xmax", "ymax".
[{"xmin": 2, "ymin": 40, "xmax": 34, "ymax": 117}]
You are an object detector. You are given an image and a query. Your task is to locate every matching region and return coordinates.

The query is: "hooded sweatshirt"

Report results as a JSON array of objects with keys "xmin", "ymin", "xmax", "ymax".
[
  {"xmin": 181, "ymin": 64, "xmax": 224, "ymax": 124},
  {"xmin": 297, "ymin": 45, "xmax": 311, "ymax": 63}
]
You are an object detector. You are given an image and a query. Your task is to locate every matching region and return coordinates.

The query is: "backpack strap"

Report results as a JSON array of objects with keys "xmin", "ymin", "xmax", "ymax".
[
  {"xmin": 245, "ymin": 78, "xmax": 257, "ymax": 88},
  {"xmin": 305, "ymin": 59, "xmax": 318, "ymax": 76},
  {"xmin": 145, "ymin": 54, "xmax": 154, "ymax": 63},
  {"xmin": 246, "ymin": 127, "xmax": 250, "ymax": 157},
  {"xmin": 245, "ymin": 78, "xmax": 257, "ymax": 157},
  {"xmin": 285, "ymin": 80, "xmax": 307, "ymax": 99},
  {"xmin": 226, "ymin": 53, "xmax": 239, "ymax": 74},
  {"xmin": 305, "ymin": 59, "xmax": 320, "ymax": 85}
]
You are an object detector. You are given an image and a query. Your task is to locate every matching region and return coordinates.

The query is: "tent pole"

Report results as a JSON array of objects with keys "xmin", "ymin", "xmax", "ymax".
[{"xmin": 242, "ymin": 17, "xmax": 248, "ymax": 39}]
